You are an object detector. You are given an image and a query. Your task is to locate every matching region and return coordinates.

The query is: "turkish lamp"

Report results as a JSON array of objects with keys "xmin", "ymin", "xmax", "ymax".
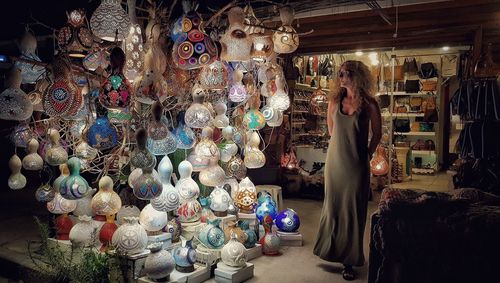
[
  {"xmin": 57, "ymin": 10, "xmax": 93, "ymax": 58},
  {"xmin": 273, "ymin": 6, "xmax": 299, "ymax": 54},
  {"xmin": 90, "ymin": 0, "xmax": 131, "ymax": 42}
]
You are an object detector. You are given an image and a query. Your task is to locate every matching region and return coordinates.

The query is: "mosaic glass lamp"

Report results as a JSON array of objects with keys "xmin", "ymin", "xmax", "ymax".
[
  {"xmin": 99, "ymin": 47, "xmax": 133, "ymax": 110},
  {"xmin": 90, "ymin": 0, "xmax": 131, "ymax": 42}
]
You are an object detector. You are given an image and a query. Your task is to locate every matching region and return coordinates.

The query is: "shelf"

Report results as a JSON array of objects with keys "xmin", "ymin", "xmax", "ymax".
[
  {"xmin": 294, "ymin": 110, "xmax": 309, "ymax": 113},
  {"xmin": 412, "ymin": 150, "xmax": 437, "ymax": 155},
  {"xmin": 382, "ymin": 113, "xmax": 425, "ymax": 117},
  {"xmin": 394, "ymin": 131, "xmax": 436, "ymax": 136},
  {"xmin": 291, "ymin": 121, "xmax": 306, "ymax": 124},
  {"xmin": 294, "ymin": 98, "xmax": 309, "ymax": 102},
  {"xmin": 376, "ymin": 91, "xmax": 435, "ymax": 96}
]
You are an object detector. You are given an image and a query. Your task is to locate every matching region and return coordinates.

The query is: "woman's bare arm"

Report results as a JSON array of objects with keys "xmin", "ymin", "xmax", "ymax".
[
  {"xmin": 327, "ymin": 99, "xmax": 335, "ymax": 136},
  {"xmin": 368, "ymin": 98, "xmax": 382, "ymax": 158}
]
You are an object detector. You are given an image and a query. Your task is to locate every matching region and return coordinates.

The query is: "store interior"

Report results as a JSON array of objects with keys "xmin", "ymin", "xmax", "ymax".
[{"xmin": 0, "ymin": 0, "xmax": 499, "ymax": 283}]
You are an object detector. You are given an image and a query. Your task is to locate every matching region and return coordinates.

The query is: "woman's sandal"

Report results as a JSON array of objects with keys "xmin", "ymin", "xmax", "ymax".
[{"xmin": 342, "ymin": 266, "xmax": 355, "ymax": 281}]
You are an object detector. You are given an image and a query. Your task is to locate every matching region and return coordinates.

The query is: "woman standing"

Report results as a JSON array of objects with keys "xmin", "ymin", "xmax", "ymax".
[{"xmin": 313, "ymin": 60, "xmax": 382, "ymax": 280}]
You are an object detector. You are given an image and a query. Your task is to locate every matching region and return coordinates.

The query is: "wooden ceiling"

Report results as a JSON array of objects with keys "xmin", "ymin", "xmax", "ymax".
[{"xmin": 295, "ymin": 0, "xmax": 500, "ymax": 54}]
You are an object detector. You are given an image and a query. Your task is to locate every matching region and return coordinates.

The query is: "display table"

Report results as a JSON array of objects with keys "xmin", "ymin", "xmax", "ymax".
[
  {"xmin": 214, "ymin": 262, "xmax": 254, "ymax": 283},
  {"xmin": 276, "ymin": 231, "xmax": 303, "ymax": 246},
  {"xmin": 245, "ymin": 244, "xmax": 262, "ymax": 261}
]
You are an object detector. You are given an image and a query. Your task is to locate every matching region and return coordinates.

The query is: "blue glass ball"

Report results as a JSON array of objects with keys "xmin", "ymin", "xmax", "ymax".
[{"xmin": 275, "ymin": 208, "xmax": 300, "ymax": 232}]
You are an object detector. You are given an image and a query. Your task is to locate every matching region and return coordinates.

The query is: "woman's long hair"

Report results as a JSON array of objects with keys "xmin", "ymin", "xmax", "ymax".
[{"xmin": 329, "ymin": 60, "xmax": 375, "ymax": 110}]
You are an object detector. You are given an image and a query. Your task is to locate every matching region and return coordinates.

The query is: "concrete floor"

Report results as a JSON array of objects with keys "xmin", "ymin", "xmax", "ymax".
[{"xmin": 0, "ymin": 172, "xmax": 452, "ymax": 283}]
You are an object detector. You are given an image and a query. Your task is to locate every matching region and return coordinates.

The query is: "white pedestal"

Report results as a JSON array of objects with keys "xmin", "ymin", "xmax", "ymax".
[
  {"xmin": 214, "ymin": 262, "xmax": 254, "ymax": 283},
  {"xmin": 255, "ymin": 185, "xmax": 283, "ymax": 211},
  {"xmin": 148, "ymin": 232, "xmax": 172, "ymax": 250},
  {"xmin": 276, "ymin": 231, "xmax": 303, "ymax": 246},
  {"xmin": 214, "ymin": 214, "xmax": 237, "ymax": 231},
  {"xmin": 195, "ymin": 245, "xmax": 222, "ymax": 266},
  {"xmin": 180, "ymin": 220, "xmax": 204, "ymax": 241},
  {"xmin": 245, "ymin": 244, "xmax": 262, "ymax": 261},
  {"xmin": 237, "ymin": 213, "xmax": 258, "ymax": 230},
  {"xmin": 138, "ymin": 263, "xmax": 210, "ymax": 283},
  {"xmin": 108, "ymin": 249, "xmax": 150, "ymax": 281}
]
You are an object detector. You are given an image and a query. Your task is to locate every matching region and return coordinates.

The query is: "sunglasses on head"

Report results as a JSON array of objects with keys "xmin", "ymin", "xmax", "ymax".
[{"xmin": 338, "ymin": 70, "xmax": 352, "ymax": 78}]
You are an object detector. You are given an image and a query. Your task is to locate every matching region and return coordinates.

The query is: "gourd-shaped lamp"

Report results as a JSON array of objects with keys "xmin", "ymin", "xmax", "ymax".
[
  {"xmin": 59, "ymin": 157, "xmax": 91, "ymax": 200},
  {"xmin": 47, "ymin": 164, "xmax": 77, "ymax": 213},
  {"xmin": 11, "ymin": 123, "xmax": 34, "ymax": 148},
  {"xmin": 173, "ymin": 236, "xmax": 197, "ymax": 272},
  {"xmin": 175, "ymin": 161, "xmax": 202, "ymax": 222},
  {"xmin": 186, "ymin": 149, "xmax": 210, "ymax": 172},
  {"xmin": 266, "ymin": 107, "xmax": 284, "ymax": 127},
  {"xmin": 213, "ymin": 102, "xmax": 229, "ymax": 129},
  {"xmin": 140, "ymin": 203, "xmax": 168, "ymax": 232},
  {"xmin": 273, "ymin": 6, "xmax": 299, "ymax": 54},
  {"xmin": 83, "ymin": 48, "xmax": 110, "ymax": 71},
  {"xmin": 151, "ymin": 155, "xmax": 180, "ymax": 212},
  {"xmin": 22, "ymin": 139, "xmax": 43, "ymax": 171},
  {"xmin": 195, "ymin": 127, "xmax": 220, "ymax": 161},
  {"xmin": 209, "ymin": 185, "xmax": 232, "ymax": 217},
  {"xmin": 45, "ymin": 129, "xmax": 68, "ymax": 166},
  {"xmin": 99, "ymin": 47, "xmax": 133, "ymax": 110},
  {"xmin": 130, "ymin": 160, "xmax": 163, "ymax": 200},
  {"xmin": 199, "ymin": 158, "xmax": 226, "ymax": 187},
  {"xmin": 244, "ymin": 132, "xmax": 266, "ymax": 169},
  {"xmin": 36, "ymin": 183, "xmax": 56, "ymax": 203},
  {"xmin": 225, "ymin": 154, "xmax": 247, "ymax": 180},
  {"xmin": 57, "ymin": 9, "xmax": 93, "ymax": 58},
  {"xmin": 15, "ymin": 31, "xmax": 46, "ymax": 83},
  {"xmin": 243, "ymin": 5, "xmax": 264, "ymax": 34},
  {"xmin": 0, "ymin": 68, "xmax": 33, "ymax": 121},
  {"xmin": 130, "ymin": 128, "xmax": 156, "ymax": 170},
  {"xmin": 90, "ymin": 0, "xmax": 131, "ymax": 42},
  {"xmin": 75, "ymin": 140, "xmax": 98, "ymax": 162},
  {"xmin": 128, "ymin": 167, "xmax": 161, "ymax": 190},
  {"xmin": 198, "ymin": 218, "xmax": 225, "ymax": 249},
  {"xmin": 122, "ymin": 0, "xmax": 144, "ymax": 82},
  {"xmin": 220, "ymin": 126, "xmax": 238, "ymax": 163},
  {"xmin": 147, "ymin": 102, "xmax": 177, "ymax": 155},
  {"xmin": 243, "ymin": 108, "xmax": 266, "ymax": 130},
  {"xmin": 198, "ymin": 60, "xmax": 228, "ymax": 90},
  {"xmin": 172, "ymin": 1, "xmax": 217, "ymax": 70},
  {"xmin": 86, "ymin": 115, "xmax": 118, "ymax": 151},
  {"xmin": 235, "ymin": 177, "xmax": 257, "ymax": 214},
  {"xmin": 251, "ymin": 33, "xmax": 274, "ymax": 62},
  {"xmin": 174, "ymin": 111, "xmax": 196, "ymax": 149},
  {"xmin": 91, "ymin": 175, "xmax": 122, "ymax": 216},
  {"xmin": 228, "ymin": 70, "xmax": 247, "ymax": 103},
  {"xmin": 268, "ymin": 76, "xmax": 290, "ymax": 111},
  {"xmin": 310, "ymin": 87, "xmax": 327, "ymax": 115},
  {"xmin": 185, "ymin": 84, "xmax": 213, "ymax": 128},
  {"xmin": 8, "ymin": 154, "xmax": 26, "ymax": 190},
  {"xmin": 220, "ymin": 7, "xmax": 252, "ymax": 62},
  {"xmin": 43, "ymin": 57, "xmax": 82, "ymax": 117}
]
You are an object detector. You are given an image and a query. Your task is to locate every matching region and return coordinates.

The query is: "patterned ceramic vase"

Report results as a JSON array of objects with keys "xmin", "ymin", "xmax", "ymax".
[
  {"xmin": 139, "ymin": 204, "xmax": 168, "ymax": 232},
  {"xmin": 130, "ymin": 128, "xmax": 156, "ymax": 170},
  {"xmin": 223, "ymin": 220, "xmax": 246, "ymax": 244},
  {"xmin": 173, "ymin": 236, "xmax": 197, "ymax": 272},
  {"xmin": 86, "ymin": 116, "xmax": 118, "ymax": 151},
  {"xmin": 259, "ymin": 214, "xmax": 280, "ymax": 255},
  {"xmin": 8, "ymin": 154, "xmax": 26, "ymax": 190},
  {"xmin": 22, "ymin": 139, "xmax": 43, "ymax": 170},
  {"xmin": 131, "ymin": 167, "xmax": 163, "ymax": 200},
  {"xmin": 91, "ymin": 176, "xmax": 122, "ymax": 216},
  {"xmin": 198, "ymin": 60, "xmax": 228, "ymax": 90},
  {"xmin": 199, "ymin": 159, "xmax": 225, "ymax": 187},
  {"xmin": 173, "ymin": 111, "xmax": 196, "ymax": 149},
  {"xmin": 235, "ymin": 177, "xmax": 257, "ymax": 214},
  {"xmin": 255, "ymin": 193, "xmax": 278, "ymax": 223},
  {"xmin": 239, "ymin": 220, "xmax": 257, "ymax": 248},
  {"xmin": 147, "ymin": 108, "xmax": 177, "ymax": 156},
  {"xmin": 45, "ymin": 129, "xmax": 68, "ymax": 166},
  {"xmin": 59, "ymin": 157, "xmax": 91, "ymax": 200},
  {"xmin": 144, "ymin": 243, "xmax": 175, "ymax": 281},
  {"xmin": 35, "ymin": 183, "xmax": 56, "ymax": 202},
  {"xmin": 99, "ymin": 214, "xmax": 118, "ymax": 251},
  {"xmin": 275, "ymin": 208, "xmax": 300, "ymax": 233},
  {"xmin": 209, "ymin": 185, "xmax": 232, "ymax": 217},
  {"xmin": 172, "ymin": 4, "xmax": 217, "ymax": 70},
  {"xmin": 69, "ymin": 215, "xmax": 99, "ymax": 247},
  {"xmin": 221, "ymin": 231, "xmax": 247, "ymax": 267},
  {"xmin": 111, "ymin": 216, "xmax": 148, "ymax": 255},
  {"xmin": 116, "ymin": 205, "xmax": 141, "ymax": 225},
  {"xmin": 198, "ymin": 218, "xmax": 225, "ymax": 249}
]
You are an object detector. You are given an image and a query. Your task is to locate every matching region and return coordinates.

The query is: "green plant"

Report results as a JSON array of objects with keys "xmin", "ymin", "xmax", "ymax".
[{"xmin": 28, "ymin": 216, "xmax": 120, "ymax": 283}]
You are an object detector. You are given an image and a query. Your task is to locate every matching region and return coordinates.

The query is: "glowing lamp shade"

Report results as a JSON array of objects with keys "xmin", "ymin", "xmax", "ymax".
[
  {"xmin": 243, "ymin": 109, "xmax": 266, "ymax": 130},
  {"xmin": 123, "ymin": 24, "xmax": 144, "ymax": 82},
  {"xmin": 90, "ymin": 0, "xmax": 131, "ymax": 42},
  {"xmin": 57, "ymin": 10, "xmax": 93, "ymax": 58},
  {"xmin": 273, "ymin": 7, "xmax": 299, "ymax": 54},
  {"xmin": 251, "ymin": 34, "xmax": 274, "ymax": 61},
  {"xmin": 198, "ymin": 60, "xmax": 228, "ymax": 90}
]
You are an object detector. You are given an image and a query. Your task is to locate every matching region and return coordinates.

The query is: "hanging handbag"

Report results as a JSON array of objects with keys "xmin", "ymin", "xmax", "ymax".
[
  {"xmin": 418, "ymin": 62, "xmax": 438, "ymax": 79},
  {"xmin": 411, "ymin": 121, "xmax": 420, "ymax": 132},
  {"xmin": 393, "ymin": 118, "xmax": 410, "ymax": 132},
  {"xmin": 421, "ymin": 80, "xmax": 438, "ymax": 92},
  {"xmin": 441, "ymin": 55, "xmax": 458, "ymax": 77},
  {"xmin": 394, "ymin": 97, "xmax": 410, "ymax": 113},
  {"xmin": 409, "ymin": 97, "xmax": 423, "ymax": 112},
  {"xmin": 422, "ymin": 96, "xmax": 438, "ymax": 122},
  {"xmin": 403, "ymin": 57, "xmax": 418, "ymax": 74},
  {"xmin": 405, "ymin": 79, "xmax": 421, "ymax": 93},
  {"xmin": 384, "ymin": 58, "xmax": 404, "ymax": 81}
]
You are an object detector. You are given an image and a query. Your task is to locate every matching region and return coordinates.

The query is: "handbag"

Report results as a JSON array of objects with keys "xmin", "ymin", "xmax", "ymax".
[
  {"xmin": 418, "ymin": 62, "xmax": 438, "ymax": 79},
  {"xmin": 409, "ymin": 97, "xmax": 423, "ymax": 112},
  {"xmin": 393, "ymin": 118, "xmax": 410, "ymax": 132},
  {"xmin": 403, "ymin": 57, "xmax": 418, "ymax": 74},
  {"xmin": 394, "ymin": 97, "xmax": 410, "ymax": 113},
  {"xmin": 421, "ymin": 80, "xmax": 438, "ymax": 92},
  {"xmin": 441, "ymin": 55, "xmax": 458, "ymax": 77},
  {"xmin": 419, "ymin": 122, "xmax": 434, "ymax": 132},
  {"xmin": 384, "ymin": 59, "xmax": 404, "ymax": 81},
  {"xmin": 411, "ymin": 121, "xmax": 420, "ymax": 132},
  {"xmin": 405, "ymin": 79, "xmax": 421, "ymax": 93},
  {"xmin": 422, "ymin": 96, "xmax": 438, "ymax": 122}
]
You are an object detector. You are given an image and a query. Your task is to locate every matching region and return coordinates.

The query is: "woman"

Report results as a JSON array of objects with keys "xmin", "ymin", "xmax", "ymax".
[{"xmin": 313, "ymin": 60, "xmax": 382, "ymax": 280}]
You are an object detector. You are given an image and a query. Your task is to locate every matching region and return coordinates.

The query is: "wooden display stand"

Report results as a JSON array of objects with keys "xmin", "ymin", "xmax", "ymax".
[
  {"xmin": 276, "ymin": 231, "xmax": 303, "ymax": 246},
  {"xmin": 147, "ymin": 232, "xmax": 172, "ymax": 250},
  {"xmin": 245, "ymin": 244, "xmax": 262, "ymax": 261},
  {"xmin": 214, "ymin": 262, "xmax": 254, "ymax": 283},
  {"xmin": 138, "ymin": 263, "xmax": 210, "ymax": 283}
]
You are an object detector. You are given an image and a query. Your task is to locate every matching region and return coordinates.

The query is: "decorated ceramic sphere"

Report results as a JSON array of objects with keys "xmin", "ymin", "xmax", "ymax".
[
  {"xmin": 255, "ymin": 197, "xmax": 278, "ymax": 223},
  {"xmin": 275, "ymin": 208, "xmax": 300, "ymax": 233}
]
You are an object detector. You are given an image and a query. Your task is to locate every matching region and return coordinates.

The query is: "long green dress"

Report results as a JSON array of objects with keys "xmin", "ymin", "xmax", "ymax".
[{"xmin": 313, "ymin": 96, "xmax": 370, "ymax": 267}]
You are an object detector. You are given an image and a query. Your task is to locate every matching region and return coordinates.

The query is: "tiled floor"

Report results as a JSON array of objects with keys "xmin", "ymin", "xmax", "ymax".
[{"xmin": 390, "ymin": 171, "xmax": 453, "ymax": 192}]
